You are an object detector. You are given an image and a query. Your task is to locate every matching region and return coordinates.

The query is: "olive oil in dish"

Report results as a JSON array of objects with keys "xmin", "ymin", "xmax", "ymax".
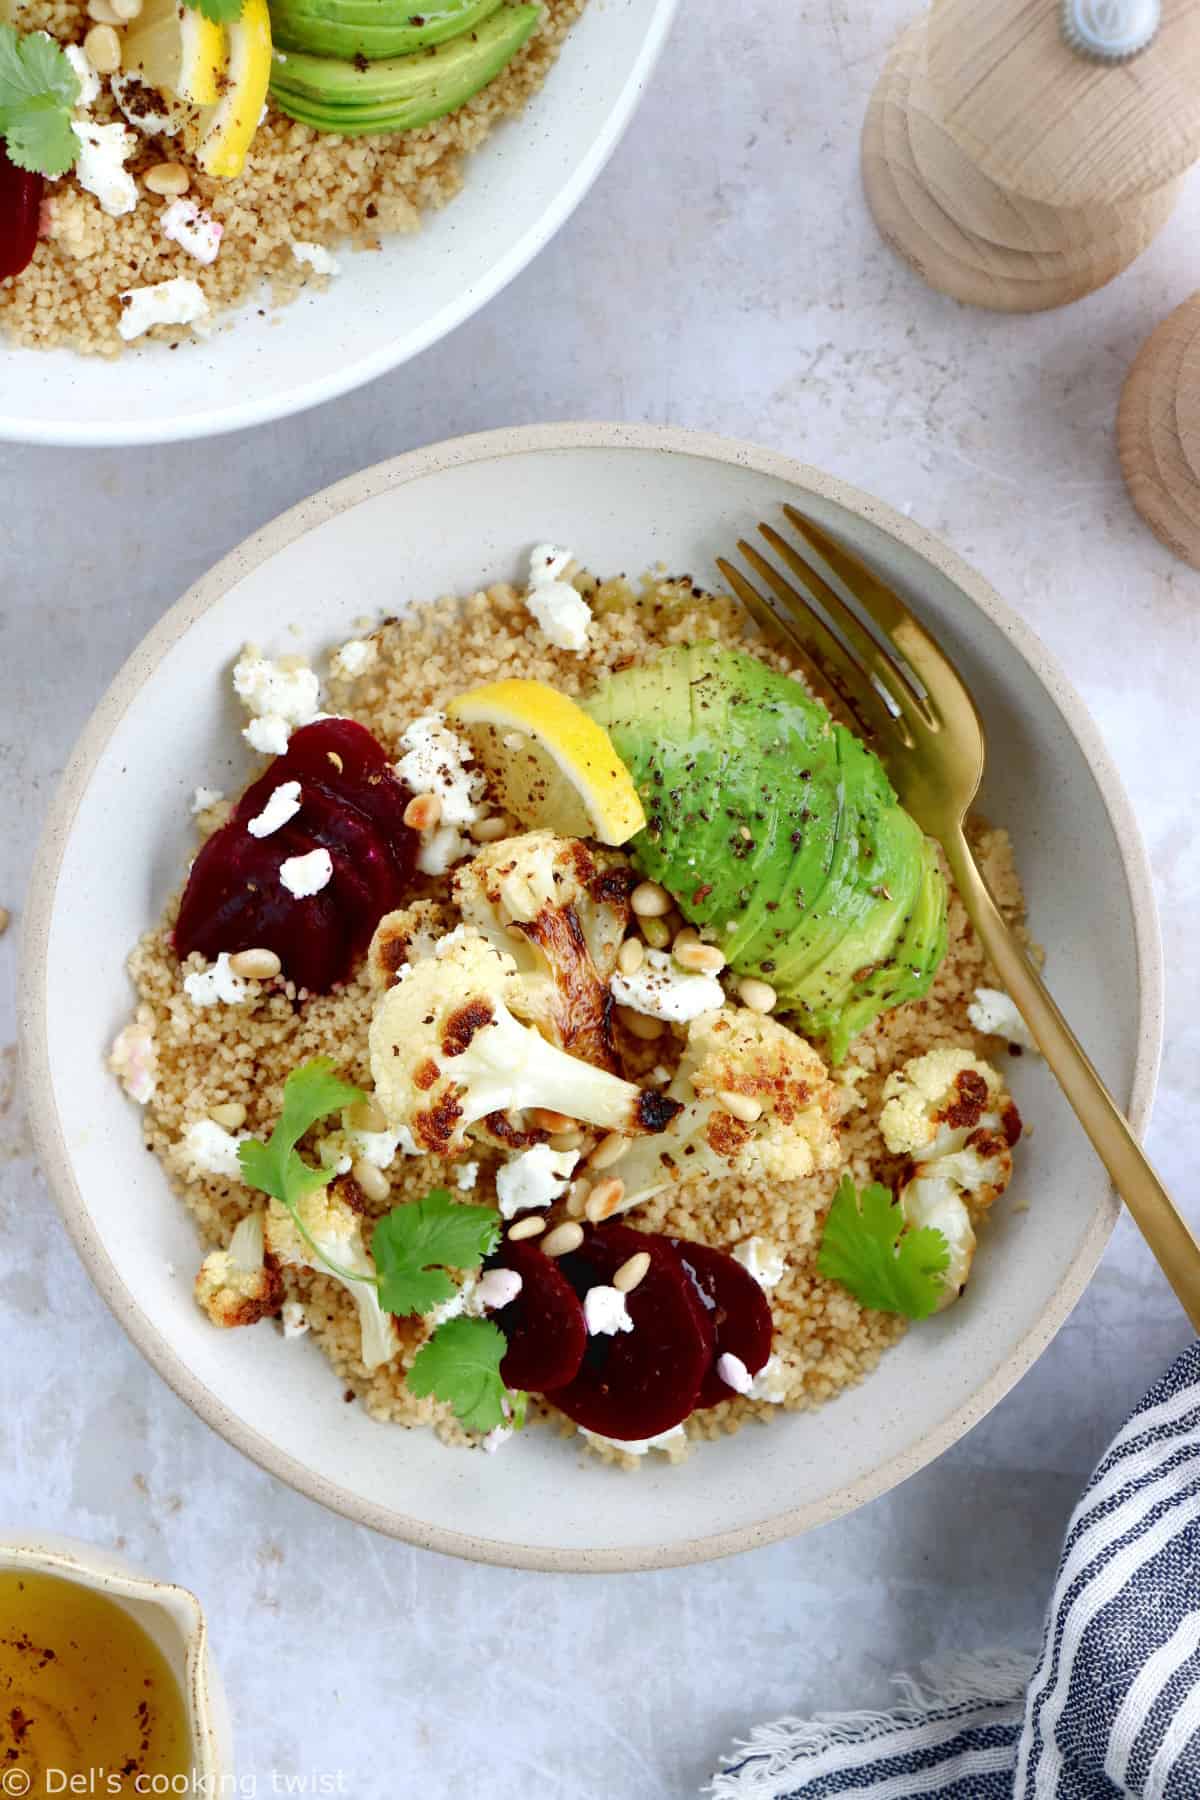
[{"xmin": 0, "ymin": 1569, "xmax": 190, "ymax": 1792}]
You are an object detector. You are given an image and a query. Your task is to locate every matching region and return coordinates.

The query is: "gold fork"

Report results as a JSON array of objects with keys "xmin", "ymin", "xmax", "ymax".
[{"xmin": 717, "ymin": 507, "xmax": 1200, "ymax": 1330}]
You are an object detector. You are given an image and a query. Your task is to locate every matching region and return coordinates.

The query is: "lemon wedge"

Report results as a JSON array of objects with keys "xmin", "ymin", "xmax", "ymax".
[
  {"xmin": 447, "ymin": 680, "xmax": 646, "ymax": 847},
  {"xmin": 184, "ymin": 0, "xmax": 272, "ymax": 178},
  {"xmin": 122, "ymin": 0, "xmax": 225, "ymax": 106}
]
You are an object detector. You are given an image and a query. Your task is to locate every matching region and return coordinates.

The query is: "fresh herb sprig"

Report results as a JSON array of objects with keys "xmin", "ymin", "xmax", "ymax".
[
  {"xmin": 816, "ymin": 1173, "xmax": 950, "ymax": 1319},
  {"xmin": 407, "ymin": 1316, "xmax": 510, "ymax": 1436},
  {"xmin": 0, "ymin": 25, "xmax": 81, "ymax": 178},
  {"xmin": 372, "ymin": 1187, "xmax": 501, "ymax": 1316}
]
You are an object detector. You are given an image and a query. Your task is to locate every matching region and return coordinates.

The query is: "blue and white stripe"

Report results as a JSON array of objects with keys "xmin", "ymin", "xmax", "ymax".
[{"xmin": 710, "ymin": 1342, "xmax": 1200, "ymax": 1800}]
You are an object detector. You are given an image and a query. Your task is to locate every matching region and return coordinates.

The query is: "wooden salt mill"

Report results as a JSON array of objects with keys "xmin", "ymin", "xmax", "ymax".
[
  {"xmin": 1119, "ymin": 293, "xmax": 1200, "ymax": 569},
  {"xmin": 862, "ymin": 0, "xmax": 1200, "ymax": 312}
]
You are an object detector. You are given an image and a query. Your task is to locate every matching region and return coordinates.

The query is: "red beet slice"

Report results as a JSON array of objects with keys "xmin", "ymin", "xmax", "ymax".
[
  {"xmin": 551, "ymin": 1225, "xmax": 714, "ymax": 1442},
  {"xmin": 490, "ymin": 1239, "xmax": 587, "ymax": 1394},
  {"xmin": 176, "ymin": 825, "xmax": 350, "ymax": 993},
  {"xmin": 668, "ymin": 1238, "xmax": 774, "ymax": 1407},
  {"xmin": 0, "ymin": 147, "xmax": 42, "ymax": 282}
]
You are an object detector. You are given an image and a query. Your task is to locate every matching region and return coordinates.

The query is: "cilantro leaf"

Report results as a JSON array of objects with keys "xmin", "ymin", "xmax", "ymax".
[
  {"xmin": 816, "ymin": 1173, "xmax": 950, "ymax": 1319},
  {"xmin": 407, "ymin": 1316, "xmax": 509, "ymax": 1434},
  {"xmin": 372, "ymin": 1189, "xmax": 501, "ymax": 1317},
  {"xmin": 181, "ymin": 0, "xmax": 246, "ymax": 24},
  {"xmin": 238, "ymin": 1058, "xmax": 365, "ymax": 1271},
  {"xmin": 0, "ymin": 26, "xmax": 81, "ymax": 178}
]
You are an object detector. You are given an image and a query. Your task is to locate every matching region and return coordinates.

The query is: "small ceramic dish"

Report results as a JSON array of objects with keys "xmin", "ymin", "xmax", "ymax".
[
  {"xmin": 0, "ymin": 1533, "xmax": 232, "ymax": 1777},
  {"xmin": 19, "ymin": 423, "xmax": 1163, "ymax": 1570}
]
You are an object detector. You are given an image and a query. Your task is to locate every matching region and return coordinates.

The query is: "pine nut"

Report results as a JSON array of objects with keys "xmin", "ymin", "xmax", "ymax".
[
  {"xmin": 228, "ymin": 947, "xmax": 282, "ymax": 980},
  {"xmin": 737, "ymin": 976, "xmax": 777, "ymax": 1014},
  {"xmin": 86, "ymin": 0, "xmax": 121, "ymax": 20},
  {"xmin": 346, "ymin": 1098, "xmax": 388, "ymax": 1133},
  {"xmin": 352, "ymin": 1159, "xmax": 390, "ymax": 1203},
  {"xmin": 718, "ymin": 1089, "xmax": 763, "ymax": 1123},
  {"xmin": 585, "ymin": 1177, "xmax": 625, "ymax": 1222},
  {"xmin": 565, "ymin": 1180, "xmax": 589, "ymax": 1218},
  {"xmin": 530, "ymin": 1107, "xmax": 573, "ymax": 1133},
  {"xmin": 617, "ymin": 1005, "xmax": 665, "ymax": 1041},
  {"xmin": 403, "ymin": 792, "xmax": 441, "ymax": 831},
  {"xmin": 469, "ymin": 815, "xmax": 510, "ymax": 843},
  {"xmin": 612, "ymin": 1251, "xmax": 650, "ymax": 1293},
  {"xmin": 542, "ymin": 1222, "xmax": 584, "ymax": 1258},
  {"xmin": 507, "ymin": 1216, "xmax": 546, "ymax": 1241},
  {"xmin": 588, "ymin": 1132, "xmax": 629, "ymax": 1171},
  {"xmin": 111, "ymin": 0, "xmax": 143, "ymax": 18},
  {"xmin": 326, "ymin": 751, "xmax": 344, "ymax": 773},
  {"xmin": 144, "ymin": 161, "xmax": 190, "ymax": 197},
  {"xmin": 639, "ymin": 916, "xmax": 672, "ymax": 950},
  {"xmin": 616, "ymin": 937, "xmax": 644, "ymax": 976},
  {"xmin": 631, "ymin": 880, "xmax": 672, "ymax": 918},
  {"xmin": 210, "ymin": 1101, "xmax": 246, "ymax": 1130},
  {"xmin": 548, "ymin": 1130, "xmax": 584, "ymax": 1153},
  {"xmin": 84, "ymin": 23, "xmax": 121, "ymax": 70},
  {"xmin": 675, "ymin": 941, "xmax": 726, "ymax": 975}
]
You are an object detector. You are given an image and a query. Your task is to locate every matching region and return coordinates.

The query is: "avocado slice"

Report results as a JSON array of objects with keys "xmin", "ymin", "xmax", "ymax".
[
  {"xmin": 269, "ymin": 2, "xmax": 539, "ymax": 131},
  {"xmin": 587, "ymin": 644, "xmax": 949, "ymax": 1059},
  {"xmin": 270, "ymin": 0, "xmax": 504, "ymax": 65}
]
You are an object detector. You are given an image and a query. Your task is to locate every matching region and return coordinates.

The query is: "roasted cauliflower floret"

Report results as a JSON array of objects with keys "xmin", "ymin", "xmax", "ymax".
[
  {"xmin": 262, "ymin": 1177, "xmax": 398, "ymax": 1371},
  {"xmin": 366, "ymin": 897, "xmax": 457, "ymax": 991},
  {"xmin": 453, "ymin": 831, "xmax": 633, "ymax": 1068},
  {"xmin": 615, "ymin": 1006, "xmax": 844, "ymax": 1210},
  {"xmin": 194, "ymin": 1213, "xmax": 283, "ymax": 1328},
  {"xmin": 368, "ymin": 927, "xmax": 680, "ymax": 1156},
  {"xmin": 880, "ymin": 1046, "xmax": 1023, "ymax": 1309}
]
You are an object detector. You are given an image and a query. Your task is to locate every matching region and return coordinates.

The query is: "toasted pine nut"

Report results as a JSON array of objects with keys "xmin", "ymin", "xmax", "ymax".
[
  {"xmin": 507, "ymin": 1215, "xmax": 546, "ymax": 1241},
  {"xmin": 346, "ymin": 1098, "xmax": 388, "ymax": 1134},
  {"xmin": 144, "ymin": 161, "xmax": 190, "ymax": 197},
  {"xmin": 718, "ymin": 1089, "xmax": 763, "ymax": 1123},
  {"xmin": 86, "ymin": 0, "xmax": 121, "ymax": 20},
  {"xmin": 616, "ymin": 937, "xmax": 644, "ymax": 976},
  {"xmin": 565, "ymin": 1180, "xmax": 589, "ymax": 1218},
  {"xmin": 84, "ymin": 23, "xmax": 121, "ymax": 71},
  {"xmin": 468, "ymin": 815, "xmax": 510, "ymax": 843},
  {"xmin": 0, "ymin": 908, "xmax": 9, "ymax": 937},
  {"xmin": 210, "ymin": 1101, "xmax": 246, "ymax": 1130},
  {"xmin": 737, "ymin": 976, "xmax": 777, "ymax": 1014},
  {"xmin": 612, "ymin": 1251, "xmax": 650, "ymax": 1293},
  {"xmin": 403, "ymin": 792, "xmax": 441, "ymax": 831},
  {"xmin": 617, "ymin": 1005, "xmax": 665, "ymax": 1041},
  {"xmin": 588, "ymin": 1132, "xmax": 629, "ymax": 1171},
  {"xmin": 585, "ymin": 1177, "xmax": 625, "ymax": 1223},
  {"xmin": 326, "ymin": 751, "xmax": 344, "ymax": 773},
  {"xmin": 631, "ymin": 880, "xmax": 672, "ymax": 918},
  {"xmin": 639, "ymin": 916, "xmax": 672, "ymax": 950},
  {"xmin": 111, "ymin": 0, "xmax": 143, "ymax": 18},
  {"xmin": 228, "ymin": 947, "xmax": 281, "ymax": 981},
  {"xmin": 352, "ymin": 1158, "xmax": 389, "ymax": 1203},
  {"xmin": 675, "ymin": 941, "xmax": 726, "ymax": 975},
  {"xmin": 531, "ymin": 1107, "xmax": 574, "ymax": 1133},
  {"xmin": 542, "ymin": 1222, "xmax": 584, "ymax": 1258},
  {"xmin": 548, "ymin": 1130, "xmax": 584, "ymax": 1153}
]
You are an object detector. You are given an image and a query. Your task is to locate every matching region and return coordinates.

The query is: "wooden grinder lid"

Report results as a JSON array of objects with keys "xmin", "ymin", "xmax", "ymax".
[{"xmin": 925, "ymin": 0, "xmax": 1200, "ymax": 209}]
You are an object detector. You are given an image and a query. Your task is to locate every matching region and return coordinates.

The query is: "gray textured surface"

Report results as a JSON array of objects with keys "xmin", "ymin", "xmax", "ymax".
[{"xmin": 2, "ymin": 3, "xmax": 1198, "ymax": 1795}]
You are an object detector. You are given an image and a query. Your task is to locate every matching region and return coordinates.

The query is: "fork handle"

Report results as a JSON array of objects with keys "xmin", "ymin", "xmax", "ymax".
[{"xmin": 945, "ymin": 831, "xmax": 1200, "ymax": 1331}]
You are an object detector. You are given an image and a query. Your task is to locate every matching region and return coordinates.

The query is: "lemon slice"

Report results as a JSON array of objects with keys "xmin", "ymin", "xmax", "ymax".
[
  {"xmin": 447, "ymin": 679, "xmax": 647, "ymax": 848},
  {"xmin": 184, "ymin": 0, "xmax": 272, "ymax": 178},
  {"xmin": 122, "ymin": 0, "xmax": 225, "ymax": 106}
]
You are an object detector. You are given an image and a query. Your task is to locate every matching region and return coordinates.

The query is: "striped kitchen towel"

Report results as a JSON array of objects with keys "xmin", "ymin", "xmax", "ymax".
[{"xmin": 710, "ymin": 1340, "xmax": 1200, "ymax": 1799}]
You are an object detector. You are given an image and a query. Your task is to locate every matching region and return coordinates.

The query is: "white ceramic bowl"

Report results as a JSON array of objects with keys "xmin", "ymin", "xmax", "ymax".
[
  {"xmin": 0, "ymin": 3, "xmax": 677, "ymax": 448},
  {"xmin": 20, "ymin": 424, "xmax": 1163, "ymax": 1570}
]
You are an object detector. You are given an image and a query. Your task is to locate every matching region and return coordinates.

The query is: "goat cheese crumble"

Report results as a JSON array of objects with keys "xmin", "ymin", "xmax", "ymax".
[
  {"xmin": 108, "ymin": 1015, "xmax": 158, "ymax": 1105},
  {"xmin": 731, "ymin": 1236, "xmax": 786, "ymax": 1290},
  {"xmin": 584, "ymin": 1284, "xmax": 634, "ymax": 1336},
  {"xmin": 64, "ymin": 44, "xmax": 100, "ymax": 107},
  {"xmin": 610, "ymin": 947, "xmax": 725, "ymax": 1022},
  {"xmin": 160, "ymin": 197, "xmax": 224, "ymax": 266},
  {"xmin": 233, "ymin": 647, "xmax": 322, "ymax": 756},
  {"xmin": 247, "ymin": 780, "xmax": 302, "ymax": 839},
  {"xmin": 72, "ymin": 120, "xmax": 137, "ymax": 217},
  {"xmin": 455, "ymin": 1161, "xmax": 480, "ymax": 1191},
  {"xmin": 329, "ymin": 637, "xmax": 376, "ymax": 680},
  {"xmin": 967, "ymin": 986, "xmax": 1040, "ymax": 1053},
  {"xmin": 395, "ymin": 714, "xmax": 485, "ymax": 826},
  {"xmin": 279, "ymin": 847, "xmax": 332, "ymax": 899},
  {"xmin": 184, "ymin": 952, "xmax": 250, "ymax": 1008},
  {"xmin": 191, "ymin": 785, "xmax": 225, "ymax": 815},
  {"xmin": 717, "ymin": 1352, "xmax": 753, "ymax": 1395},
  {"xmin": 746, "ymin": 1354, "xmax": 788, "ymax": 1404},
  {"xmin": 118, "ymin": 276, "xmax": 209, "ymax": 342},
  {"xmin": 581, "ymin": 1425, "xmax": 687, "ymax": 1457},
  {"xmin": 292, "ymin": 240, "xmax": 341, "ymax": 276},
  {"xmin": 475, "ymin": 1268, "xmax": 523, "ymax": 1312},
  {"xmin": 181, "ymin": 1118, "xmax": 248, "ymax": 1180},
  {"xmin": 281, "ymin": 1300, "xmax": 310, "ymax": 1339},
  {"xmin": 110, "ymin": 70, "xmax": 187, "ymax": 135},
  {"xmin": 524, "ymin": 542, "xmax": 592, "ymax": 651},
  {"xmin": 495, "ymin": 1143, "xmax": 580, "ymax": 1220}
]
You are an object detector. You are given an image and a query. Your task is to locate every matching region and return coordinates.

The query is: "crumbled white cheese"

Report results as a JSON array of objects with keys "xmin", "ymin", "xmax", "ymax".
[
  {"xmin": 329, "ymin": 637, "xmax": 375, "ymax": 680},
  {"xmin": 73, "ymin": 119, "xmax": 137, "ymax": 217},
  {"xmin": 233, "ymin": 647, "xmax": 322, "ymax": 759},
  {"xmin": 395, "ymin": 713, "xmax": 485, "ymax": 826},
  {"xmin": 495, "ymin": 1144, "xmax": 580, "ymax": 1220},
  {"xmin": 455, "ymin": 1161, "xmax": 479, "ymax": 1191},
  {"xmin": 247, "ymin": 780, "xmax": 302, "ymax": 839},
  {"xmin": 481, "ymin": 1426, "xmax": 512, "ymax": 1454},
  {"xmin": 184, "ymin": 952, "xmax": 251, "ymax": 1008},
  {"xmin": 245, "ymin": 715, "xmax": 291, "ymax": 759},
  {"xmin": 281, "ymin": 1299, "xmax": 310, "ymax": 1340},
  {"xmin": 108, "ymin": 1016, "xmax": 158, "ymax": 1105},
  {"xmin": 160, "ymin": 197, "xmax": 223, "ymax": 266},
  {"xmin": 746, "ymin": 1354, "xmax": 788, "ymax": 1404},
  {"xmin": 346, "ymin": 1126, "xmax": 406, "ymax": 1170},
  {"xmin": 581, "ymin": 1425, "xmax": 687, "ymax": 1458},
  {"xmin": 524, "ymin": 542, "xmax": 592, "ymax": 651},
  {"xmin": 475, "ymin": 1268, "xmax": 522, "ymax": 1312},
  {"xmin": 584, "ymin": 1284, "xmax": 634, "ymax": 1337},
  {"xmin": 967, "ymin": 986, "xmax": 1040, "ymax": 1054},
  {"xmin": 716, "ymin": 1351, "xmax": 753, "ymax": 1395},
  {"xmin": 64, "ymin": 44, "xmax": 100, "ymax": 108},
  {"xmin": 110, "ymin": 70, "xmax": 187, "ymax": 136},
  {"xmin": 610, "ymin": 947, "xmax": 725, "ymax": 1022},
  {"xmin": 181, "ymin": 1118, "xmax": 248, "ymax": 1181},
  {"xmin": 292, "ymin": 239, "xmax": 341, "ymax": 277},
  {"xmin": 191, "ymin": 786, "xmax": 225, "ymax": 815},
  {"xmin": 396, "ymin": 1124, "xmax": 421, "ymax": 1156},
  {"xmin": 416, "ymin": 824, "xmax": 472, "ymax": 877},
  {"xmin": 118, "ymin": 276, "xmax": 209, "ymax": 342},
  {"xmin": 317, "ymin": 1135, "xmax": 354, "ymax": 1176},
  {"xmin": 279, "ymin": 847, "xmax": 332, "ymax": 899},
  {"xmin": 731, "ymin": 1236, "xmax": 786, "ymax": 1290},
  {"xmin": 427, "ymin": 1274, "xmax": 478, "ymax": 1329}
]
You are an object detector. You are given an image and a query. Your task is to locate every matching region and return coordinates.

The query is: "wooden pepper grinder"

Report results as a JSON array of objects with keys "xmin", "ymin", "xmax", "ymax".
[
  {"xmin": 862, "ymin": 0, "xmax": 1200, "ymax": 312},
  {"xmin": 1119, "ymin": 292, "xmax": 1200, "ymax": 568}
]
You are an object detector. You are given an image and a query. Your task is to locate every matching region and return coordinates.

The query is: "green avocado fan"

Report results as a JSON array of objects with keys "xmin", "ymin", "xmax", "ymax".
[{"xmin": 587, "ymin": 644, "xmax": 948, "ymax": 1061}]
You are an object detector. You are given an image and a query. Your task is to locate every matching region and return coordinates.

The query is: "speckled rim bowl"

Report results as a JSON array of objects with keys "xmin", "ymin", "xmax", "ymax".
[
  {"xmin": 0, "ymin": 1532, "xmax": 233, "ymax": 1777},
  {"xmin": 19, "ymin": 423, "xmax": 1163, "ymax": 1572},
  {"xmin": 0, "ymin": 1, "xmax": 678, "ymax": 449}
]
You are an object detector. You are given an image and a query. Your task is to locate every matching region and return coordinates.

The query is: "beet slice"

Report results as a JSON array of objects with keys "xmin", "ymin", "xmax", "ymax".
[
  {"xmin": 0, "ymin": 147, "xmax": 42, "ymax": 282},
  {"xmin": 175, "ymin": 825, "xmax": 350, "ymax": 993},
  {"xmin": 668, "ymin": 1237, "xmax": 774, "ymax": 1407},
  {"xmin": 550, "ymin": 1225, "xmax": 714, "ymax": 1442},
  {"xmin": 280, "ymin": 719, "xmax": 416, "ymax": 855},
  {"xmin": 490, "ymin": 1239, "xmax": 588, "ymax": 1394}
]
